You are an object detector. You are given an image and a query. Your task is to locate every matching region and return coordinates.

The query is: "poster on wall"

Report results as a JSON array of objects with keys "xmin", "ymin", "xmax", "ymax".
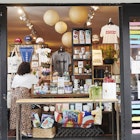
[{"xmin": 92, "ymin": 50, "xmax": 103, "ymax": 65}]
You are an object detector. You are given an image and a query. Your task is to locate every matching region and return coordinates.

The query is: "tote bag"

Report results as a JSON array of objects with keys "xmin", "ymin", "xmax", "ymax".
[{"xmin": 8, "ymin": 46, "xmax": 22, "ymax": 73}]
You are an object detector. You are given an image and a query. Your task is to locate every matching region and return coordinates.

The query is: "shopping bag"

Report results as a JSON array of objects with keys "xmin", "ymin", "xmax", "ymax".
[
  {"xmin": 91, "ymin": 104, "xmax": 102, "ymax": 125},
  {"xmin": 8, "ymin": 46, "xmax": 22, "ymax": 73},
  {"xmin": 89, "ymin": 85, "xmax": 102, "ymax": 100},
  {"xmin": 102, "ymin": 83, "xmax": 116, "ymax": 99},
  {"xmin": 112, "ymin": 60, "xmax": 120, "ymax": 74}
]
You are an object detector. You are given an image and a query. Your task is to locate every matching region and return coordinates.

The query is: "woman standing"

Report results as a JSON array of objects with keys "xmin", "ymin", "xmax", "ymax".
[{"xmin": 10, "ymin": 61, "xmax": 42, "ymax": 138}]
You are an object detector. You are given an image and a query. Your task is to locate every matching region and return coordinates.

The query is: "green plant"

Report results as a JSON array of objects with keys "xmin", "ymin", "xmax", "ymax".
[
  {"xmin": 102, "ymin": 46, "xmax": 116, "ymax": 60},
  {"xmin": 84, "ymin": 63, "xmax": 91, "ymax": 70}
]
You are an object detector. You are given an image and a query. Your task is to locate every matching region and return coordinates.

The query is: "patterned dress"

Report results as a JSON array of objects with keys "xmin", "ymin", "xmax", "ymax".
[{"xmin": 10, "ymin": 87, "xmax": 32, "ymax": 134}]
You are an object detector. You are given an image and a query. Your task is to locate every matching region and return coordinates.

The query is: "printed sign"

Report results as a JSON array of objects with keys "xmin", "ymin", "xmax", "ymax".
[{"xmin": 92, "ymin": 50, "xmax": 103, "ymax": 65}]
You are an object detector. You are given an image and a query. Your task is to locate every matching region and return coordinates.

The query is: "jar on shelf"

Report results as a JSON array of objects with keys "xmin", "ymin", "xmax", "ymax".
[
  {"xmin": 78, "ymin": 67, "xmax": 83, "ymax": 74},
  {"xmin": 74, "ymin": 65, "xmax": 78, "ymax": 74},
  {"xmin": 64, "ymin": 84, "xmax": 73, "ymax": 94},
  {"xmin": 80, "ymin": 86, "xmax": 84, "ymax": 94},
  {"xmin": 50, "ymin": 83, "xmax": 57, "ymax": 94},
  {"xmin": 42, "ymin": 82, "xmax": 49, "ymax": 94},
  {"xmin": 63, "ymin": 71, "xmax": 70, "ymax": 82}
]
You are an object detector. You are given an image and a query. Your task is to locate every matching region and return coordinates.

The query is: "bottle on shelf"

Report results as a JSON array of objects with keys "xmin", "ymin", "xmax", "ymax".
[
  {"xmin": 74, "ymin": 65, "xmax": 78, "ymax": 74},
  {"xmin": 104, "ymin": 66, "xmax": 110, "ymax": 78}
]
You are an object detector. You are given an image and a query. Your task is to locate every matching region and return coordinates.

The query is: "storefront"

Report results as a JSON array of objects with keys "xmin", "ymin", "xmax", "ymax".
[{"xmin": 0, "ymin": 1, "xmax": 140, "ymax": 140}]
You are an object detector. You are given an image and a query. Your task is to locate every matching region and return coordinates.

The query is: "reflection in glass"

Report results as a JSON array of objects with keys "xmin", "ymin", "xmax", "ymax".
[{"xmin": 129, "ymin": 17, "xmax": 140, "ymax": 134}]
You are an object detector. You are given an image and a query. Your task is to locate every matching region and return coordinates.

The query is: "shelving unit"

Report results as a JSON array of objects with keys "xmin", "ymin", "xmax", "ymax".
[
  {"xmin": 92, "ymin": 43, "xmax": 120, "ymax": 85},
  {"xmin": 93, "ymin": 64, "xmax": 112, "ymax": 85},
  {"xmin": 72, "ymin": 28, "xmax": 92, "ymax": 84}
]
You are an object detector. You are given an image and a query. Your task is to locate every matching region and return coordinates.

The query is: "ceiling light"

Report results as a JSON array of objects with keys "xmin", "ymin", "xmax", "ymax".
[
  {"xmin": 19, "ymin": 15, "xmax": 27, "ymax": 21},
  {"xmin": 91, "ymin": 6, "xmax": 99, "ymax": 11},
  {"xmin": 86, "ymin": 20, "xmax": 92, "ymax": 26},
  {"xmin": 33, "ymin": 36, "xmax": 37, "ymax": 40},
  {"xmin": 17, "ymin": 8, "xmax": 24, "ymax": 14},
  {"xmin": 26, "ymin": 22, "xmax": 31, "ymax": 27},
  {"xmin": 88, "ymin": 14, "xmax": 94, "ymax": 19},
  {"xmin": 17, "ymin": 6, "xmax": 39, "ymax": 39},
  {"xmin": 29, "ymin": 25, "xmax": 33, "ymax": 29}
]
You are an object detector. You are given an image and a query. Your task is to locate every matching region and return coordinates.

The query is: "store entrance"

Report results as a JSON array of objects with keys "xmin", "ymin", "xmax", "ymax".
[{"xmin": 0, "ymin": 3, "xmax": 118, "ymax": 140}]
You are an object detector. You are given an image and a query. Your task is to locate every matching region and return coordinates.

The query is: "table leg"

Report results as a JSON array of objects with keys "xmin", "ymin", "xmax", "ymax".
[
  {"xmin": 112, "ymin": 103, "xmax": 115, "ymax": 140},
  {"xmin": 16, "ymin": 104, "xmax": 21, "ymax": 140},
  {"xmin": 116, "ymin": 102, "xmax": 120, "ymax": 140}
]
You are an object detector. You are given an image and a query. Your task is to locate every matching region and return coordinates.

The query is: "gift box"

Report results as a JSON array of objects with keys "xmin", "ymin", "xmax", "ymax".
[{"xmin": 102, "ymin": 82, "xmax": 116, "ymax": 99}]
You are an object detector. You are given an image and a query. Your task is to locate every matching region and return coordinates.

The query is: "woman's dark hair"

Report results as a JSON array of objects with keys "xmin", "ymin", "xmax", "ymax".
[{"xmin": 17, "ymin": 62, "xmax": 31, "ymax": 75}]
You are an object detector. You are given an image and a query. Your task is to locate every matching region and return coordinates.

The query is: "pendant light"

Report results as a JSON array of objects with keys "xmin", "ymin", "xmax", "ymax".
[
  {"xmin": 62, "ymin": 32, "xmax": 72, "ymax": 47},
  {"xmin": 69, "ymin": 6, "xmax": 88, "ymax": 25},
  {"xmin": 55, "ymin": 21, "xmax": 67, "ymax": 34},
  {"xmin": 43, "ymin": 10, "xmax": 60, "ymax": 26}
]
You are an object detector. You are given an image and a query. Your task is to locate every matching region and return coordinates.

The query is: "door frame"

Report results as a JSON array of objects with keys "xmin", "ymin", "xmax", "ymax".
[
  {"xmin": 0, "ymin": 5, "xmax": 8, "ymax": 140},
  {"xmin": 120, "ymin": 3, "xmax": 140, "ymax": 140}
]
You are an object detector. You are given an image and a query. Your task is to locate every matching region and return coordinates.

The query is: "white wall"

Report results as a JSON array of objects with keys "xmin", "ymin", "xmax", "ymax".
[{"xmin": 0, "ymin": 0, "xmax": 140, "ymax": 4}]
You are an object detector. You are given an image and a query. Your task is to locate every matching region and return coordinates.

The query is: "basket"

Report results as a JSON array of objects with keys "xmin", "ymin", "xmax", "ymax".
[
  {"xmin": 33, "ymin": 127, "xmax": 56, "ymax": 138},
  {"xmin": 31, "ymin": 108, "xmax": 42, "ymax": 117}
]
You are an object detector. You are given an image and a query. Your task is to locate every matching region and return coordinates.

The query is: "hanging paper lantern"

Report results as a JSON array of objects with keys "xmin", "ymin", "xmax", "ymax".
[
  {"xmin": 69, "ymin": 6, "xmax": 88, "ymax": 25},
  {"xmin": 62, "ymin": 32, "xmax": 72, "ymax": 47},
  {"xmin": 14, "ymin": 38, "xmax": 22, "ymax": 44},
  {"xmin": 36, "ymin": 37, "xmax": 44, "ymax": 44},
  {"xmin": 43, "ymin": 10, "xmax": 60, "ymax": 26},
  {"xmin": 55, "ymin": 21, "xmax": 67, "ymax": 34}
]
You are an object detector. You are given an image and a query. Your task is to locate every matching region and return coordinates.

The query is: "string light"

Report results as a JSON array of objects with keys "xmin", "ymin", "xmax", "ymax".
[
  {"xmin": 86, "ymin": 6, "xmax": 99, "ymax": 26},
  {"xmin": 17, "ymin": 7, "xmax": 38, "ymax": 39}
]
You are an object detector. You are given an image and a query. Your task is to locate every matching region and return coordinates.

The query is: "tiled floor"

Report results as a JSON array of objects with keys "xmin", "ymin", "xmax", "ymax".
[{"xmin": 8, "ymin": 126, "xmax": 117, "ymax": 140}]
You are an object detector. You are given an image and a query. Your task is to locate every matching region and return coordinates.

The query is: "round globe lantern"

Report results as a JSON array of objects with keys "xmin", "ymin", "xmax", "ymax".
[
  {"xmin": 43, "ymin": 10, "xmax": 60, "ymax": 26},
  {"xmin": 69, "ymin": 6, "xmax": 88, "ymax": 25},
  {"xmin": 55, "ymin": 21, "xmax": 67, "ymax": 34},
  {"xmin": 62, "ymin": 32, "xmax": 72, "ymax": 47}
]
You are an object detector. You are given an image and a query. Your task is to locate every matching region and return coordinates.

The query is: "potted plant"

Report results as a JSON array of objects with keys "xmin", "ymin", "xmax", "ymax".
[
  {"xmin": 84, "ymin": 63, "xmax": 91, "ymax": 73},
  {"xmin": 102, "ymin": 46, "xmax": 116, "ymax": 64}
]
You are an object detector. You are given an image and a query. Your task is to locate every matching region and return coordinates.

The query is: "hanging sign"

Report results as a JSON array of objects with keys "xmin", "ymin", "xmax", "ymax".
[{"xmin": 19, "ymin": 46, "xmax": 34, "ymax": 62}]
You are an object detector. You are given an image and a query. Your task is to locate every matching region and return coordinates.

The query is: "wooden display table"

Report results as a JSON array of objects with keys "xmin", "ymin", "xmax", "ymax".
[
  {"xmin": 16, "ymin": 98, "xmax": 120, "ymax": 140},
  {"xmin": 31, "ymin": 93, "xmax": 89, "ymax": 98}
]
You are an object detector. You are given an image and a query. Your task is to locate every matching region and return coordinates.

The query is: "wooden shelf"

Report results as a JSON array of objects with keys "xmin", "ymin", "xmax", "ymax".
[
  {"xmin": 31, "ymin": 93, "xmax": 89, "ymax": 98},
  {"xmin": 73, "ymin": 58, "xmax": 92, "ymax": 61},
  {"xmin": 74, "ymin": 73, "xmax": 92, "ymax": 76}
]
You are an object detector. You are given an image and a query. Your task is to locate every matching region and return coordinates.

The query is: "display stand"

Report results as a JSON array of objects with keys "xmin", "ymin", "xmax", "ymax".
[{"xmin": 16, "ymin": 98, "xmax": 120, "ymax": 140}]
